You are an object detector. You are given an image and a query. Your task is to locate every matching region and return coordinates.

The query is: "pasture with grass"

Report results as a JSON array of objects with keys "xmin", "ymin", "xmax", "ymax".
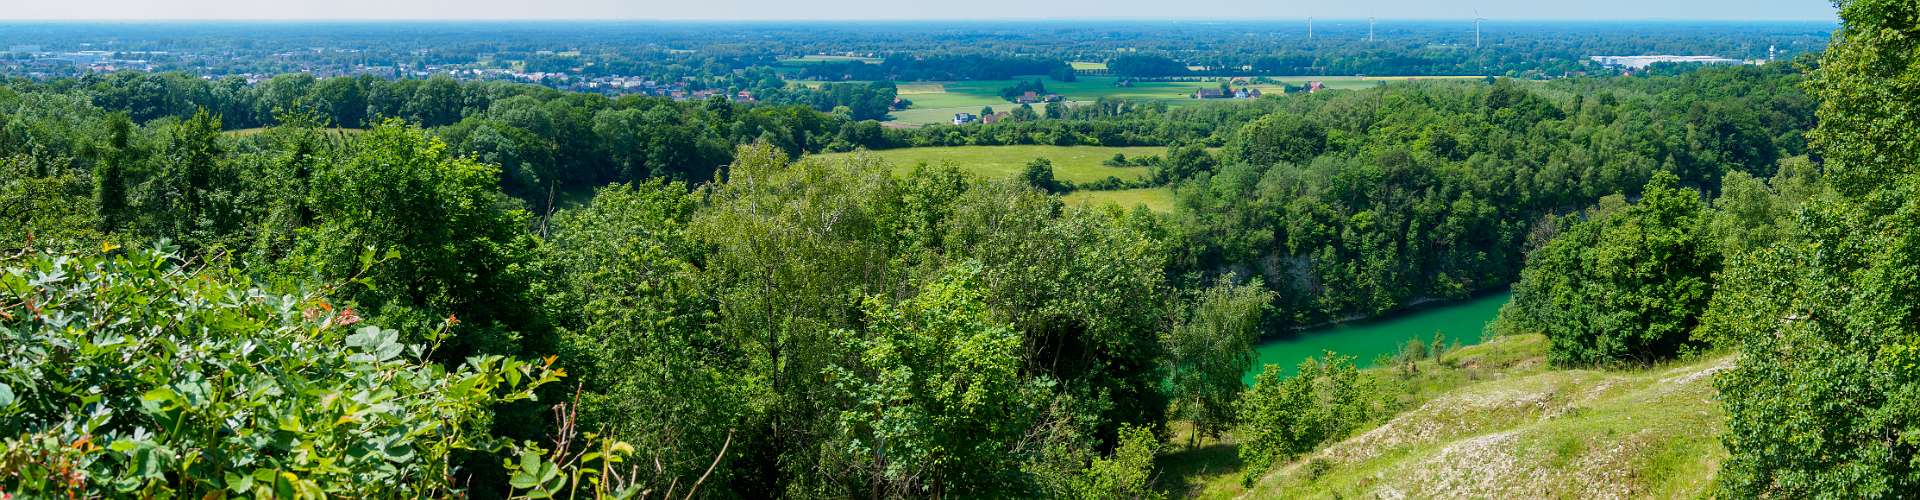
[
  {"xmin": 812, "ymin": 145, "xmax": 1165, "ymax": 184},
  {"xmin": 1062, "ymin": 187, "xmax": 1176, "ymax": 212}
]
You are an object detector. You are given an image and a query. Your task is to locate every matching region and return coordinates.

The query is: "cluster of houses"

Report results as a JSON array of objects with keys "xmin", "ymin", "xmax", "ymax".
[
  {"xmin": 1191, "ymin": 87, "xmax": 1265, "ymax": 99},
  {"xmin": 1189, "ymin": 81, "xmax": 1329, "ymax": 100},
  {"xmin": 951, "ymin": 111, "xmax": 1013, "ymax": 125},
  {"xmin": 0, "ymin": 44, "xmax": 762, "ymax": 102},
  {"xmin": 1011, "ymin": 90, "xmax": 1065, "ymax": 104},
  {"xmin": 0, "ymin": 46, "xmax": 158, "ymax": 75}
]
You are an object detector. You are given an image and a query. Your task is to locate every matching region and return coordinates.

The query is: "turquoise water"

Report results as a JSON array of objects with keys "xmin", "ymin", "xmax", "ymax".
[{"xmin": 1244, "ymin": 291, "xmax": 1512, "ymax": 384}]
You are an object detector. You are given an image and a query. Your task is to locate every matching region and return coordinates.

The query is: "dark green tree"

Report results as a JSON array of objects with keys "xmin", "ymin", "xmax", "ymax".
[
  {"xmin": 93, "ymin": 113, "xmax": 133, "ymax": 233},
  {"xmin": 1709, "ymin": 0, "xmax": 1920, "ymax": 495},
  {"xmin": 1229, "ymin": 114, "xmax": 1326, "ymax": 167},
  {"xmin": 825, "ymin": 263, "xmax": 1042, "ymax": 497},
  {"xmin": 545, "ymin": 181, "xmax": 742, "ymax": 493},
  {"xmin": 1509, "ymin": 171, "xmax": 1719, "ymax": 365},
  {"xmin": 297, "ymin": 120, "xmax": 541, "ymax": 359},
  {"xmin": 1022, "ymin": 158, "xmax": 1067, "ymax": 194}
]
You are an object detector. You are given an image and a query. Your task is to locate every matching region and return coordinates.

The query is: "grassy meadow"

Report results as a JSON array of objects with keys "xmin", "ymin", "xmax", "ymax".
[
  {"xmin": 1062, "ymin": 187, "xmax": 1176, "ymax": 212},
  {"xmin": 811, "ymin": 145, "xmax": 1179, "ymax": 212},
  {"xmin": 812, "ymin": 145, "xmax": 1165, "ymax": 184}
]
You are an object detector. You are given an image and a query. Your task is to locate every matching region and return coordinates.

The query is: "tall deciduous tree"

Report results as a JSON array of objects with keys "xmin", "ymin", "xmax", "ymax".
[
  {"xmin": 1229, "ymin": 114, "xmax": 1326, "ymax": 167},
  {"xmin": 1509, "ymin": 171, "xmax": 1719, "ymax": 365},
  {"xmin": 299, "ymin": 120, "xmax": 540, "ymax": 359},
  {"xmin": 826, "ymin": 263, "xmax": 1041, "ymax": 497},
  {"xmin": 1165, "ymin": 276, "xmax": 1274, "ymax": 445},
  {"xmin": 93, "ymin": 113, "xmax": 133, "ymax": 233},
  {"xmin": 1710, "ymin": 0, "xmax": 1920, "ymax": 495},
  {"xmin": 693, "ymin": 144, "xmax": 901, "ymax": 494},
  {"xmin": 545, "ymin": 181, "xmax": 742, "ymax": 492}
]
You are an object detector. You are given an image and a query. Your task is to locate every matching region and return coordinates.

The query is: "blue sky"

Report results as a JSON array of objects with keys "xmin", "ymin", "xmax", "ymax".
[{"xmin": 4, "ymin": 0, "xmax": 1837, "ymax": 21}]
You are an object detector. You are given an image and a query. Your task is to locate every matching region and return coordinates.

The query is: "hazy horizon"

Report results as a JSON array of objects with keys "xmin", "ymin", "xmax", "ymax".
[{"xmin": 2, "ymin": 0, "xmax": 1839, "ymax": 22}]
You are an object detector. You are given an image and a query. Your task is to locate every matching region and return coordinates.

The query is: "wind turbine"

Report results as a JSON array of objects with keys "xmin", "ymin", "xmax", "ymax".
[{"xmin": 1473, "ymin": 10, "xmax": 1485, "ymax": 49}]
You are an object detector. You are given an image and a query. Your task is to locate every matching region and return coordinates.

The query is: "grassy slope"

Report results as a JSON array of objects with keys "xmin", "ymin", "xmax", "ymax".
[{"xmin": 1162, "ymin": 334, "xmax": 1731, "ymax": 499}]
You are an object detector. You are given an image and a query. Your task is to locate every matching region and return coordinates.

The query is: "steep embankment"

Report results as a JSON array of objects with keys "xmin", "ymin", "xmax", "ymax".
[{"xmin": 1169, "ymin": 334, "xmax": 1733, "ymax": 498}]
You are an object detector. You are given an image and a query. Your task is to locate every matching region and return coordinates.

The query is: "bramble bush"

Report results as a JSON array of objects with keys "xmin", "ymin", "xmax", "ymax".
[{"xmin": 0, "ymin": 243, "xmax": 560, "ymax": 497}]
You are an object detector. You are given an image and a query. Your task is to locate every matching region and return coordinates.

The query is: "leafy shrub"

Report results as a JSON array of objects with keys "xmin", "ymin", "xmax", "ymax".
[
  {"xmin": 1507, "ymin": 172, "xmax": 1720, "ymax": 365},
  {"xmin": 825, "ymin": 263, "xmax": 1044, "ymax": 497},
  {"xmin": 1074, "ymin": 424, "xmax": 1163, "ymax": 499},
  {"xmin": 1164, "ymin": 277, "xmax": 1274, "ymax": 444},
  {"xmin": 1022, "ymin": 158, "xmax": 1072, "ymax": 194},
  {"xmin": 1237, "ymin": 352, "xmax": 1375, "ymax": 484},
  {"xmin": 0, "ymin": 244, "xmax": 558, "ymax": 497}
]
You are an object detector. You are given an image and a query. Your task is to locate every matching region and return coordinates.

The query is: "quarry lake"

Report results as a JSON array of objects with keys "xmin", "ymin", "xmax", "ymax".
[{"xmin": 1246, "ymin": 290, "xmax": 1513, "ymax": 384}]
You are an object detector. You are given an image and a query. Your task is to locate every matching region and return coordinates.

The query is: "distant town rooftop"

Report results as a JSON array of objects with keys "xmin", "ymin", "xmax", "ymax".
[{"xmin": 1589, "ymin": 55, "xmax": 1743, "ymax": 70}]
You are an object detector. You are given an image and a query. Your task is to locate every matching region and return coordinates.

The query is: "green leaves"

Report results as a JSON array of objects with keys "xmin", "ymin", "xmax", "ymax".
[
  {"xmin": 1238, "ymin": 351, "xmax": 1375, "ymax": 482},
  {"xmin": 509, "ymin": 449, "xmax": 565, "ymax": 496},
  {"xmin": 1509, "ymin": 172, "xmax": 1720, "ymax": 366},
  {"xmin": 824, "ymin": 263, "xmax": 1040, "ymax": 495},
  {"xmin": 1165, "ymin": 276, "xmax": 1275, "ymax": 442},
  {"xmin": 0, "ymin": 246, "xmax": 559, "ymax": 496},
  {"xmin": 345, "ymin": 326, "xmax": 405, "ymax": 363},
  {"xmin": 1707, "ymin": 1, "xmax": 1920, "ymax": 489}
]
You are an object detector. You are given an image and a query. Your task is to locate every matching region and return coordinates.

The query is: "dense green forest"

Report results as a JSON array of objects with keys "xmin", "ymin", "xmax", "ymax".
[{"xmin": 5, "ymin": 4, "xmax": 1917, "ymax": 497}]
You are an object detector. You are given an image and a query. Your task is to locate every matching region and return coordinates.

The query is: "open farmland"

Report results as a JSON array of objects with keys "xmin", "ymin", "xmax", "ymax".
[
  {"xmin": 811, "ymin": 145, "xmax": 1165, "ymax": 184},
  {"xmin": 1062, "ymin": 187, "xmax": 1176, "ymax": 212}
]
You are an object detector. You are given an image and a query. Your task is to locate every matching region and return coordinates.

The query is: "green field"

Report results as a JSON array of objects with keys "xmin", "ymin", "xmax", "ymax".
[
  {"xmin": 812, "ymin": 145, "xmax": 1164, "ymax": 184},
  {"xmin": 885, "ymin": 75, "xmax": 1482, "ymax": 125},
  {"xmin": 1069, "ymin": 61, "xmax": 1109, "ymax": 71},
  {"xmin": 222, "ymin": 127, "xmax": 363, "ymax": 138},
  {"xmin": 1062, "ymin": 187, "xmax": 1175, "ymax": 212}
]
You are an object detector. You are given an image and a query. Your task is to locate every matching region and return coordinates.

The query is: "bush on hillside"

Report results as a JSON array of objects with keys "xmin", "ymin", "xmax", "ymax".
[
  {"xmin": 0, "ymin": 244, "xmax": 560, "ymax": 497},
  {"xmin": 1507, "ymin": 171, "xmax": 1720, "ymax": 366},
  {"xmin": 1237, "ymin": 352, "xmax": 1376, "ymax": 484}
]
